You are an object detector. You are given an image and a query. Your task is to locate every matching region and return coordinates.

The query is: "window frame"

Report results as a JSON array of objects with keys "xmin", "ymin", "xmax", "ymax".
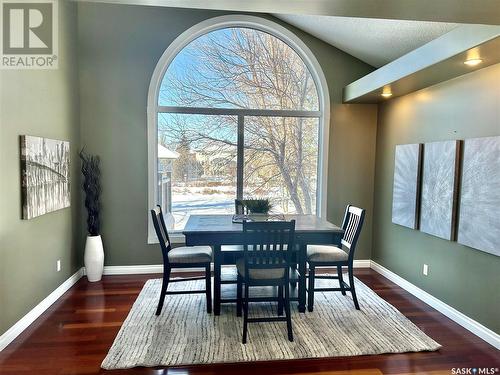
[{"xmin": 147, "ymin": 15, "xmax": 330, "ymax": 244}]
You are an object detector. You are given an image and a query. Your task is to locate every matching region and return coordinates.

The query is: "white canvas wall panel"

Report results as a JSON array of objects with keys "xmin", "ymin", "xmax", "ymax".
[
  {"xmin": 392, "ymin": 143, "xmax": 422, "ymax": 229},
  {"xmin": 457, "ymin": 136, "xmax": 500, "ymax": 257},
  {"xmin": 419, "ymin": 140, "xmax": 459, "ymax": 240}
]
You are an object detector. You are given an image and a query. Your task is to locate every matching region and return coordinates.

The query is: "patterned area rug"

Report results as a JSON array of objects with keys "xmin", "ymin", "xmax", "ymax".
[{"xmin": 102, "ymin": 277, "xmax": 441, "ymax": 369}]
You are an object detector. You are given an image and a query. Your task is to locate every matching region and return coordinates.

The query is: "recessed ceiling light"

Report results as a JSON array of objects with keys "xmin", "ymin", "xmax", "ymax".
[
  {"xmin": 381, "ymin": 85, "xmax": 392, "ymax": 98},
  {"xmin": 464, "ymin": 58, "xmax": 482, "ymax": 66}
]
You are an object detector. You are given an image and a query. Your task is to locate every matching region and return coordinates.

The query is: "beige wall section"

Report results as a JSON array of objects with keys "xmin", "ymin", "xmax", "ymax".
[
  {"xmin": 0, "ymin": 1, "xmax": 81, "ymax": 336},
  {"xmin": 77, "ymin": 2, "xmax": 377, "ymax": 265},
  {"xmin": 373, "ymin": 63, "xmax": 500, "ymax": 333},
  {"xmin": 328, "ymin": 104, "xmax": 378, "ymax": 259}
]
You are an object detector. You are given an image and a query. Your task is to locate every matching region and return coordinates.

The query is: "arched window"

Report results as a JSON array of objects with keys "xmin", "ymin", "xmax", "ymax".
[{"xmin": 148, "ymin": 16, "xmax": 330, "ymax": 239}]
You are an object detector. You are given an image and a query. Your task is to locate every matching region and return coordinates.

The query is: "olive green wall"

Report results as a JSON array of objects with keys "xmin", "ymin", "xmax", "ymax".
[
  {"xmin": 329, "ymin": 104, "xmax": 378, "ymax": 261},
  {"xmin": 77, "ymin": 3, "xmax": 377, "ymax": 265},
  {"xmin": 0, "ymin": 1, "xmax": 81, "ymax": 336},
  {"xmin": 2, "ymin": 0, "xmax": 496, "ymax": 343},
  {"xmin": 373, "ymin": 63, "xmax": 500, "ymax": 333}
]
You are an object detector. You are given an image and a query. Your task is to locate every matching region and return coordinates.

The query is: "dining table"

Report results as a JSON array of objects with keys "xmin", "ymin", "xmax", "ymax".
[{"xmin": 183, "ymin": 214, "xmax": 344, "ymax": 315}]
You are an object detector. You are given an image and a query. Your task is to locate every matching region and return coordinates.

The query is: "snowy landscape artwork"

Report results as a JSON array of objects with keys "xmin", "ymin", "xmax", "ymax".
[
  {"xmin": 20, "ymin": 135, "xmax": 70, "ymax": 219},
  {"xmin": 419, "ymin": 140, "xmax": 460, "ymax": 240},
  {"xmin": 392, "ymin": 143, "xmax": 422, "ymax": 229},
  {"xmin": 457, "ymin": 136, "xmax": 500, "ymax": 257}
]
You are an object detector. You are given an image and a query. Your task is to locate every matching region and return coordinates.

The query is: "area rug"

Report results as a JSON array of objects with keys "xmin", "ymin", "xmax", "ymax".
[{"xmin": 101, "ymin": 277, "xmax": 441, "ymax": 369}]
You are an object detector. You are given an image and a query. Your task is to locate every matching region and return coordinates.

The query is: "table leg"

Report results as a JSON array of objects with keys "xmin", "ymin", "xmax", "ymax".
[
  {"xmin": 290, "ymin": 254, "xmax": 298, "ymax": 288},
  {"xmin": 213, "ymin": 245, "xmax": 221, "ymax": 315},
  {"xmin": 298, "ymin": 243, "xmax": 306, "ymax": 313}
]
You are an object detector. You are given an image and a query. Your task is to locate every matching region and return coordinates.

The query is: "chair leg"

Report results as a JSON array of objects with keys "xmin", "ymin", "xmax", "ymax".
[
  {"xmin": 290, "ymin": 263, "xmax": 297, "ymax": 288},
  {"xmin": 337, "ymin": 265, "xmax": 346, "ymax": 295},
  {"xmin": 307, "ymin": 265, "xmax": 315, "ymax": 312},
  {"xmin": 277, "ymin": 285, "xmax": 284, "ymax": 316},
  {"xmin": 205, "ymin": 264, "xmax": 212, "ymax": 314},
  {"xmin": 284, "ymin": 283, "xmax": 294, "ymax": 342},
  {"xmin": 156, "ymin": 267, "xmax": 171, "ymax": 316},
  {"xmin": 242, "ymin": 284, "xmax": 249, "ymax": 344},
  {"xmin": 236, "ymin": 275, "xmax": 243, "ymax": 317},
  {"xmin": 348, "ymin": 264, "xmax": 360, "ymax": 310}
]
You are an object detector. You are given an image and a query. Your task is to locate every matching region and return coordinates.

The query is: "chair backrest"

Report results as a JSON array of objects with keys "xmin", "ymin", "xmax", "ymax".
[
  {"xmin": 150, "ymin": 205, "xmax": 172, "ymax": 260},
  {"xmin": 242, "ymin": 220, "xmax": 296, "ymax": 276},
  {"xmin": 340, "ymin": 205, "xmax": 365, "ymax": 258}
]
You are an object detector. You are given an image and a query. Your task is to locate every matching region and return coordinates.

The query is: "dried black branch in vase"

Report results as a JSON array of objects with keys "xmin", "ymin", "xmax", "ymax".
[{"xmin": 79, "ymin": 148, "xmax": 101, "ymax": 236}]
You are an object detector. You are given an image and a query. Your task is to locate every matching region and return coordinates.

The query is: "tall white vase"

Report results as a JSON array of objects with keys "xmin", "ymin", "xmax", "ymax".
[{"xmin": 84, "ymin": 235, "xmax": 104, "ymax": 282}]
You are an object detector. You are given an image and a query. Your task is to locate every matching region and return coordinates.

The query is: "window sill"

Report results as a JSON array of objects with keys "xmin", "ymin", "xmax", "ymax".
[{"xmin": 148, "ymin": 232, "xmax": 186, "ymax": 245}]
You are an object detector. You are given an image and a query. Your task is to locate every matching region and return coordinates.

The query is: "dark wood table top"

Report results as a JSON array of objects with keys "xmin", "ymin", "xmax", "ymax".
[{"xmin": 183, "ymin": 214, "xmax": 343, "ymax": 235}]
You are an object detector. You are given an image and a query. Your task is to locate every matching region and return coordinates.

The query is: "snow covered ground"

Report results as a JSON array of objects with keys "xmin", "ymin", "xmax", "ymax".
[
  {"xmin": 164, "ymin": 185, "xmax": 306, "ymax": 230},
  {"xmin": 167, "ymin": 186, "xmax": 236, "ymax": 230}
]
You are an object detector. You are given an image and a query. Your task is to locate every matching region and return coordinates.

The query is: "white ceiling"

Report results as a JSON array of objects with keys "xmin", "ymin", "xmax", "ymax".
[{"xmin": 274, "ymin": 14, "xmax": 459, "ymax": 67}]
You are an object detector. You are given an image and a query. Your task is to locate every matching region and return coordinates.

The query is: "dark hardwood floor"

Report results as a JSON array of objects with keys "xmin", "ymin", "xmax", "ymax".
[{"xmin": 0, "ymin": 269, "xmax": 498, "ymax": 375}]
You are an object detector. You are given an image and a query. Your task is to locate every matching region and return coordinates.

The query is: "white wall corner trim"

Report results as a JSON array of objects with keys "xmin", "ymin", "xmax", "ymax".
[
  {"xmin": 370, "ymin": 260, "xmax": 500, "ymax": 350},
  {"xmin": 0, "ymin": 268, "xmax": 84, "ymax": 352}
]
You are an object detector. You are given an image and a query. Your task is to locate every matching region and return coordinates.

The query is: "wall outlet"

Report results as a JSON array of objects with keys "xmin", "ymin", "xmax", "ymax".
[
  {"xmin": 423, "ymin": 264, "xmax": 429, "ymax": 276},
  {"xmin": 56, "ymin": 259, "xmax": 61, "ymax": 272}
]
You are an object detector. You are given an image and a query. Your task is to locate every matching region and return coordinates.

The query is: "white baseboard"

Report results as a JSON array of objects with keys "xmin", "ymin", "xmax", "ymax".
[
  {"xmin": 370, "ymin": 260, "xmax": 500, "ymax": 350},
  {"xmin": 353, "ymin": 259, "xmax": 371, "ymax": 268},
  {"xmin": 0, "ymin": 268, "xmax": 84, "ymax": 352},
  {"xmin": 99, "ymin": 259, "xmax": 372, "ymax": 275},
  {"xmin": 100, "ymin": 265, "xmax": 208, "ymax": 275},
  {"xmin": 102, "ymin": 264, "xmax": 163, "ymax": 275},
  {"xmin": 313, "ymin": 259, "xmax": 371, "ymax": 269}
]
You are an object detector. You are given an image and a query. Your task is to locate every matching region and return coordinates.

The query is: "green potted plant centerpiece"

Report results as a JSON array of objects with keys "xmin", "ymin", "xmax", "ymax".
[
  {"xmin": 243, "ymin": 199, "xmax": 272, "ymax": 221},
  {"xmin": 79, "ymin": 149, "xmax": 104, "ymax": 282}
]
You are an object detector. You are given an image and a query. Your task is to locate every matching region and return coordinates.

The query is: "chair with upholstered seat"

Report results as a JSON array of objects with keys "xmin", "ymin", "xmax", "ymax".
[
  {"xmin": 150, "ymin": 205, "xmax": 212, "ymax": 315},
  {"xmin": 236, "ymin": 220, "xmax": 295, "ymax": 343},
  {"xmin": 307, "ymin": 205, "xmax": 365, "ymax": 311}
]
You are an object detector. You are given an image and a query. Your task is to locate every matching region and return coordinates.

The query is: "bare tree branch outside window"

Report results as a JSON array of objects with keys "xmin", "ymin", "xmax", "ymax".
[{"xmin": 157, "ymin": 28, "xmax": 320, "ymax": 230}]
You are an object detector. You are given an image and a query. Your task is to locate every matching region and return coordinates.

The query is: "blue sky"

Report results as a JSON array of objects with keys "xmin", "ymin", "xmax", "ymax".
[{"xmin": 159, "ymin": 28, "xmax": 246, "ymax": 108}]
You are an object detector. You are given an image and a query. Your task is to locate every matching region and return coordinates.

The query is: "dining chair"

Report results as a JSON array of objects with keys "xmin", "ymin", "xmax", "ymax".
[
  {"xmin": 306, "ymin": 205, "xmax": 365, "ymax": 311},
  {"xmin": 236, "ymin": 220, "xmax": 296, "ymax": 343},
  {"xmin": 150, "ymin": 205, "xmax": 213, "ymax": 315}
]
